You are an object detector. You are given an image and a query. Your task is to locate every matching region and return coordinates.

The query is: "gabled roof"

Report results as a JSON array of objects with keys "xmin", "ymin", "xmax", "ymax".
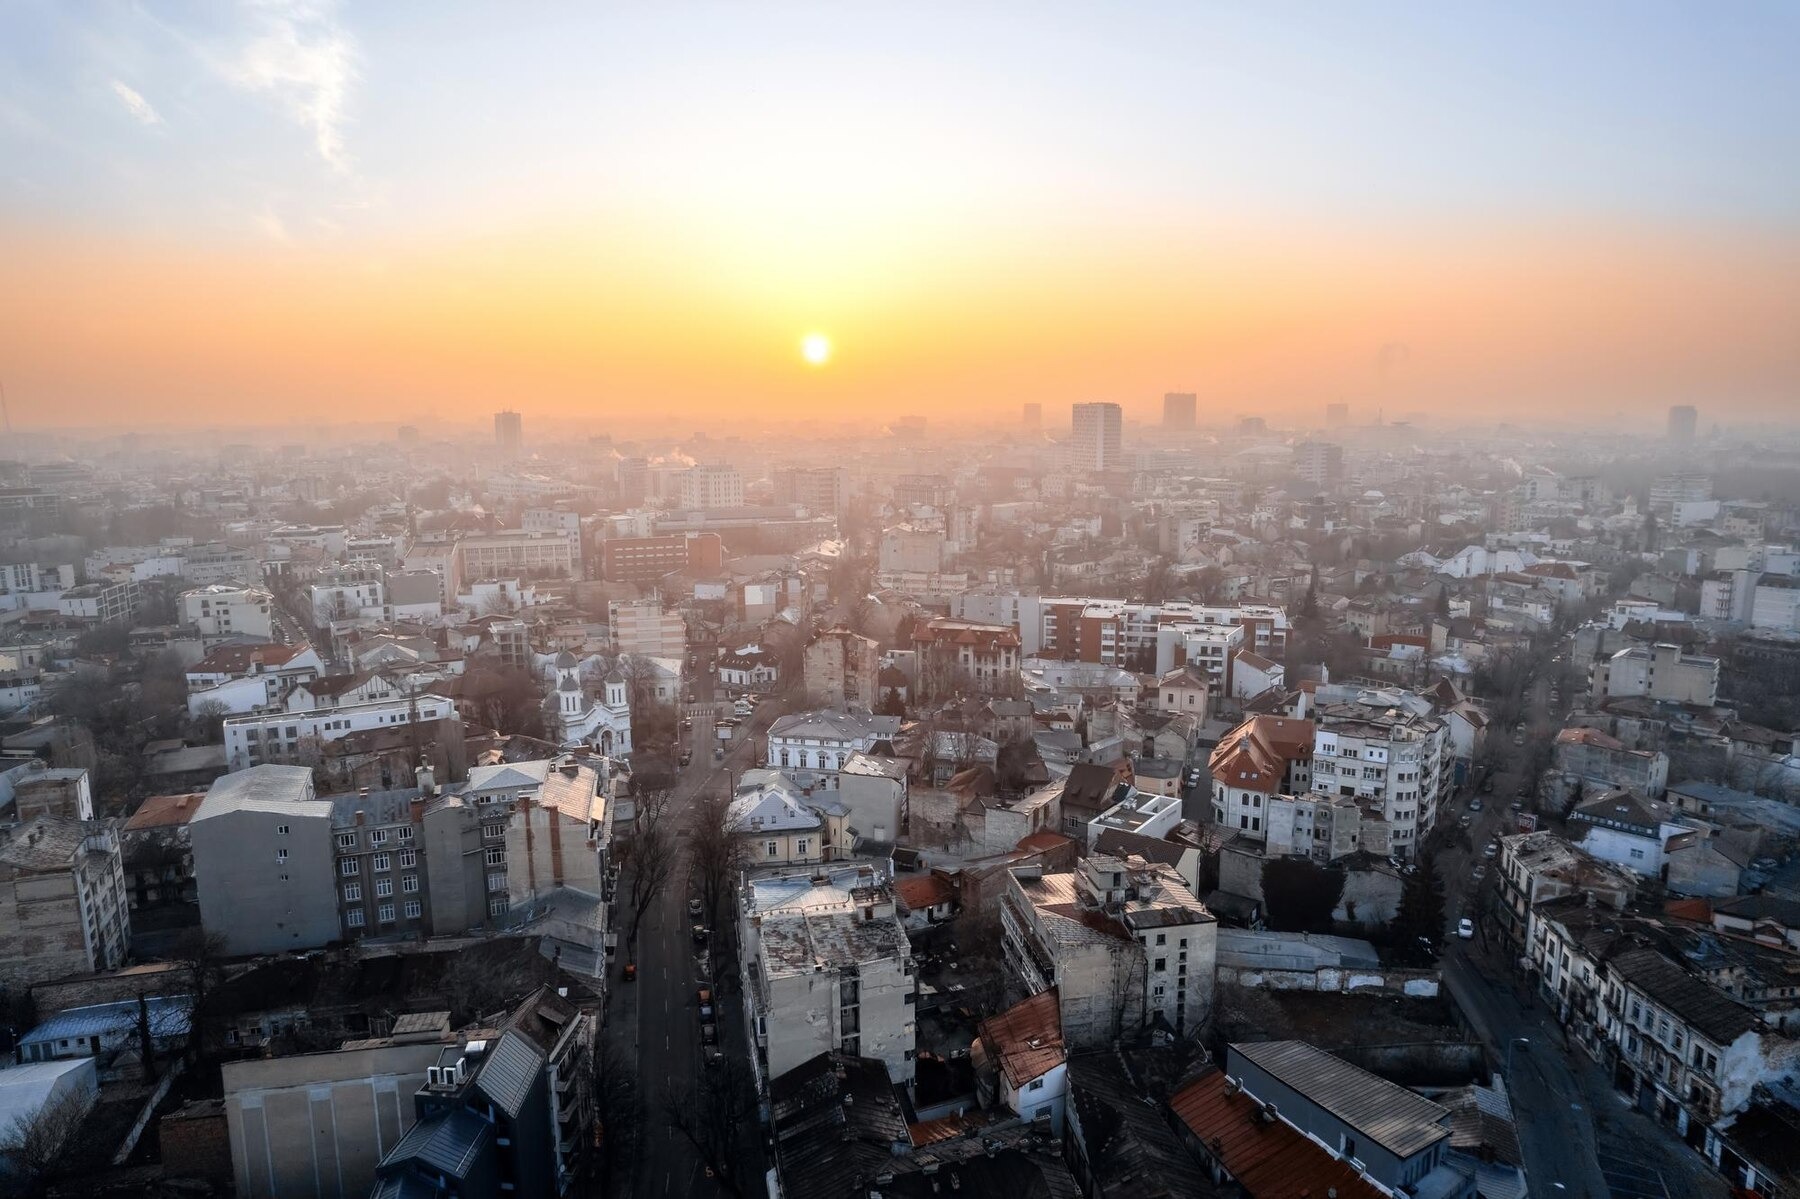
[
  {"xmin": 894, "ymin": 873, "xmax": 955, "ymax": 912},
  {"xmin": 382, "ymin": 1105, "xmax": 493, "ymax": 1180},
  {"xmin": 124, "ymin": 792, "xmax": 204, "ymax": 831},
  {"xmin": 1207, "ymin": 716, "xmax": 1314, "ymax": 794},
  {"xmin": 1171, "ymin": 1067, "xmax": 1385, "ymax": 1199},
  {"xmin": 977, "ymin": 989, "xmax": 1064, "ymax": 1088},
  {"xmin": 474, "ymin": 1029, "xmax": 544, "ymax": 1118},
  {"xmin": 1606, "ymin": 947, "xmax": 1758, "ymax": 1045}
]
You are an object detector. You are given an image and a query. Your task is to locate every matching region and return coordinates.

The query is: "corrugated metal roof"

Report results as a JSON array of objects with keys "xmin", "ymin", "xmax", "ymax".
[
  {"xmin": 384, "ymin": 1105, "xmax": 492, "ymax": 1179},
  {"xmin": 1170, "ymin": 1067, "xmax": 1387, "ymax": 1199},
  {"xmin": 194, "ymin": 764, "xmax": 327, "ymax": 820},
  {"xmin": 1231, "ymin": 1040, "xmax": 1449, "ymax": 1159},
  {"xmin": 21, "ymin": 996, "xmax": 193, "ymax": 1046},
  {"xmin": 475, "ymin": 1029, "xmax": 543, "ymax": 1118}
]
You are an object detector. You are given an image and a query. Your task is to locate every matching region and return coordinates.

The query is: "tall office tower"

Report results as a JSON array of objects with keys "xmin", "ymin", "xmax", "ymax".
[
  {"xmin": 1071, "ymin": 402, "xmax": 1124, "ymax": 472},
  {"xmin": 1163, "ymin": 392, "xmax": 1197, "ymax": 429},
  {"xmin": 1668, "ymin": 405, "xmax": 1698, "ymax": 441},
  {"xmin": 1022, "ymin": 403, "xmax": 1043, "ymax": 431},
  {"xmin": 494, "ymin": 410, "xmax": 523, "ymax": 457},
  {"xmin": 1325, "ymin": 402, "xmax": 1349, "ymax": 427},
  {"xmin": 1293, "ymin": 440, "xmax": 1344, "ymax": 487}
]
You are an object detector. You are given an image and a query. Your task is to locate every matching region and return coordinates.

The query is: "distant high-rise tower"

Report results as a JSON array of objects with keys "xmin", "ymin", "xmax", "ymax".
[
  {"xmin": 1668, "ymin": 405, "xmax": 1697, "ymax": 441},
  {"xmin": 1022, "ymin": 403, "xmax": 1042, "ymax": 432},
  {"xmin": 1293, "ymin": 440, "xmax": 1344, "ymax": 488},
  {"xmin": 1325, "ymin": 402, "xmax": 1349, "ymax": 427},
  {"xmin": 1070, "ymin": 402, "xmax": 1123, "ymax": 472},
  {"xmin": 494, "ymin": 410, "xmax": 523, "ymax": 457},
  {"xmin": 1163, "ymin": 392, "xmax": 1196, "ymax": 430}
]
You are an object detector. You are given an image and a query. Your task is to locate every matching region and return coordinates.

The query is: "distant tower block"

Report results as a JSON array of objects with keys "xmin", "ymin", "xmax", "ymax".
[
  {"xmin": 1163, "ymin": 392, "xmax": 1196, "ymax": 430},
  {"xmin": 1667, "ymin": 405, "xmax": 1697, "ymax": 441},
  {"xmin": 494, "ymin": 410, "xmax": 523, "ymax": 457}
]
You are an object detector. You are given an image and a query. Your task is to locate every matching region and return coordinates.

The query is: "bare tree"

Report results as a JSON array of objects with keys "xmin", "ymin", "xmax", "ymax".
[
  {"xmin": 3, "ymin": 1084, "xmax": 92, "ymax": 1189},
  {"xmin": 688, "ymin": 788, "xmax": 748, "ymax": 931},
  {"xmin": 623, "ymin": 790, "xmax": 677, "ymax": 949},
  {"xmin": 664, "ymin": 1057, "xmax": 758, "ymax": 1198},
  {"xmin": 168, "ymin": 927, "xmax": 230, "ymax": 1063},
  {"xmin": 593, "ymin": 1038, "xmax": 641, "ymax": 1193}
]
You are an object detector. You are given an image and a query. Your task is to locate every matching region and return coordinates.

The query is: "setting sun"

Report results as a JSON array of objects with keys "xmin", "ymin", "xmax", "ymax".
[{"xmin": 800, "ymin": 333, "xmax": 832, "ymax": 366}]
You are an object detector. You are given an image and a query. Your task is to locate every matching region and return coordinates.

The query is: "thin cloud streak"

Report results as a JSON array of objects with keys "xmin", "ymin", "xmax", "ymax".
[{"xmin": 109, "ymin": 80, "xmax": 162, "ymax": 127}]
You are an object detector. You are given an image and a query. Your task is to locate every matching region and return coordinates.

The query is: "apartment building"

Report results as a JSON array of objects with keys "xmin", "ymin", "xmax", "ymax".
[
  {"xmin": 910, "ymin": 618, "xmax": 1020, "ymax": 700},
  {"xmin": 0, "ymin": 816, "xmax": 130, "ymax": 992},
  {"xmin": 1591, "ymin": 643, "xmax": 1721, "ymax": 707},
  {"xmin": 765, "ymin": 710, "xmax": 901, "ymax": 789},
  {"xmin": 1070, "ymin": 402, "xmax": 1123, "ymax": 472},
  {"xmin": 1650, "ymin": 472, "xmax": 1713, "ymax": 516},
  {"xmin": 451, "ymin": 530, "xmax": 579, "ymax": 596},
  {"xmin": 1310, "ymin": 700, "xmax": 1451, "ymax": 858},
  {"xmin": 190, "ymin": 766, "xmax": 340, "ymax": 955},
  {"xmin": 1494, "ymin": 831, "xmax": 1636, "ymax": 955},
  {"xmin": 1293, "ymin": 440, "xmax": 1344, "ymax": 488},
  {"xmin": 771, "ymin": 465, "xmax": 847, "ymax": 519},
  {"xmin": 607, "ymin": 597, "xmax": 687, "ymax": 658},
  {"xmin": 878, "ymin": 527, "xmax": 945, "ymax": 575},
  {"xmin": 598, "ymin": 531, "xmax": 723, "ymax": 583},
  {"xmin": 179, "ymin": 584, "xmax": 274, "ymax": 642},
  {"xmin": 1553, "ymin": 727, "xmax": 1670, "ymax": 797},
  {"xmin": 1001, "ymin": 855, "xmax": 1216, "ymax": 1047},
  {"xmin": 222, "ymin": 694, "xmax": 457, "ymax": 772},
  {"xmin": 678, "ymin": 464, "xmax": 744, "ymax": 510},
  {"xmin": 738, "ymin": 860, "xmax": 915, "ymax": 1089},
  {"xmin": 57, "ymin": 579, "xmax": 140, "ymax": 624},
  {"xmin": 1021, "ymin": 597, "xmax": 1289, "ymax": 677},
  {"xmin": 802, "ymin": 626, "xmax": 881, "ymax": 709}
]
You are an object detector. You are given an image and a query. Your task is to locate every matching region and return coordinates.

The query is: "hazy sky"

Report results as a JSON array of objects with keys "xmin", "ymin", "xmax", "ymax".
[{"xmin": 2, "ymin": 2, "xmax": 1797, "ymax": 430}]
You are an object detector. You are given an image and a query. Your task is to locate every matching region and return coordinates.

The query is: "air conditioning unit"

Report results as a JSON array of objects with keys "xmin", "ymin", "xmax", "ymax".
[{"xmin": 427, "ymin": 1067, "xmax": 443, "ymax": 1087}]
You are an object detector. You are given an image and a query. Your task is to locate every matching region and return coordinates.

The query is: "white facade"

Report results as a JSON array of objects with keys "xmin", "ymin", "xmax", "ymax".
[
  {"xmin": 678, "ymin": 465, "xmax": 744, "ymax": 510},
  {"xmin": 1310, "ymin": 701, "xmax": 1451, "ymax": 859},
  {"xmin": 222, "ymin": 695, "xmax": 457, "ymax": 771},
  {"xmin": 547, "ymin": 652, "xmax": 632, "ymax": 754},
  {"xmin": 180, "ymin": 585, "xmax": 274, "ymax": 641},
  {"xmin": 1070, "ymin": 402, "xmax": 1123, "ymax": 472}
]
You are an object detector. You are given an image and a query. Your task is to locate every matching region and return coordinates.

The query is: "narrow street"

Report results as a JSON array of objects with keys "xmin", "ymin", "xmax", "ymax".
[{"xmin": 606, "ymin": 663, "xmax": 767, "ymax": 1198}]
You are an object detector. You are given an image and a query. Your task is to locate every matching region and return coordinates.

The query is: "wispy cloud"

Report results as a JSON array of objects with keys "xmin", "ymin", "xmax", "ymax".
[
  {"xmin": 110, "ymin": 80, "xmax": 163, "ymax": 127},
  {"xmin": 219, "ymin": 2, "xmax": 358, "ymax": 175}
]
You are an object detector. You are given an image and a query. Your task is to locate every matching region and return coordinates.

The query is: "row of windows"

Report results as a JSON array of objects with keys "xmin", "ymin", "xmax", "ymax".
[
  {"xmin": 343, "ymin": 875, "xmax": 420, "ymax": 901},
  {"xmin": 345, "ymin": 900, "xmax": 421, "ymax": 928}
]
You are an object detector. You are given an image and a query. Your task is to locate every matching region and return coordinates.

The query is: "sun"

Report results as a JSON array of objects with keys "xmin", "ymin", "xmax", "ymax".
[{"xmin": 800, "ymin": 332, "xmax": 832, "ymax": 366}]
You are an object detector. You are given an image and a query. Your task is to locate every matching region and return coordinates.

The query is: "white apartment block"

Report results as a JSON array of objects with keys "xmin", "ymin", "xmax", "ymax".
[
  {"xmin": 223, "ymin": 695, "xmax": 457, "ymax": 772},
  {"xmin": 1070, "ymin": 402, "xmax": 1123, "ymax": 473},
  {"xmin": 451, "ymin": 530, "xmax": 579, "ymax": 595},
  {"xmin": 1310, "ymin": 700, "xmax": 1451, "ymax": 858},
  {"xmin": 180, "ymin": 585, "xmax": 274, "ymax": 641},
  {"xmin": 1590, "ymin": 643, "xmax": 1720, "ymax": 707},
  {"xmin": 1749, "ymin": 575, "xmax": 1800, "ymax": 633},
  {"xmin": 738, "ymin": 861, "xmax": 915, "ymax": 1089},
  {"xmin": 608, "ymin": 598, "xmax": 687, "ymax": 658},
  {"xmin": 1001, "ymin": 855, "xmax": 1216, "ymax": 1047},
  {"xmin": 309, "ymin": 578, "xmax": 386, "ymax": 625},
  {"xmin": 678, "ymin": 464, "xmax": 744, "ymax": 510},
  {"xmin": 765, "ymin": 710, "xmax": 902, "ymax": 789}
]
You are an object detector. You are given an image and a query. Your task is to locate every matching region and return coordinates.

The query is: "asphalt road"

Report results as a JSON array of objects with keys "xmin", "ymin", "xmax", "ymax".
[{"xmin": 611, "ymin": 668, "xmax": 763, "ymax": 1199}]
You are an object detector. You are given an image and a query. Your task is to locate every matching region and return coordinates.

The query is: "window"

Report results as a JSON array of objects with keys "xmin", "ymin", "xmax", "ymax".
[
  {"xmin": 340, "ymin": 859, "xmax": 359, "ymax": 876},
  {"xmin": 399, "ymin": 849, "xmax": 417, "ymax": 868},
  {"xmin": 1027, "ymin": 1078, "xmax": 1045, "ymax": 1091},
  {"xmin": 372, "ymin": 853, "xmax": 391, "ymax": 872},
  {"xmin": 343, "ymin": 883, "xmax": 362, "ymax": 901},
  {"xmin": 404, "ymin": 900, "xmax": 421, "ymax": 919},
  {"xmin": 488, "ymin": 873, "xmax": 507, "ymax": 892},
  {"xmin": 378, "ymin": 904, "xmax": 395, "ymax": 923},
  {"xmin": 796, "ymin": 838, "xmax": 809, "ymax": 855},
  {"xmin": 485, "ymin": 847, "xmax": 505, "ymax": 866},
  {"xmin": 370, "ymin": 829, "xmax": 388, "ymax": 845},
  {"xmin": 375, "ymin": 878, "xmax": 394, "ymax": 898},
  {"xmin": 276, "ymin": 824, "xmax": 290, "ymax": 836},
  {"xmin": 275, "ymin": 848, "xmax": 288, "ymax": 863},
  {"xmin": 483, "ymin": 824, "xmax": 504, "ymax": 840},
  {"xmin": 402, "ymin": 874, "xmax": 419, "ymax": 893},
  {"xmin": 336, "ymin": 832, "xmax": 357, "ymax": 849},
  {"xmin": 346, "ymin": 909, "xmax": 365, "ymax": 928},
  {"xmin": 397, "ymin": 826, "xmax": 414, "ymax": 842},
  {"xmin": 489, "ymin": 898, "xmax": 509, "ymax": 918},
  {"xmin": 1155, "ymin": 933, "xmax": 1166, "ymax": 946},
  {"xmin": 1154, "ymin": 957, "xmax": 1167, "ymax": 972},
  {"xmin": 766, "ymin": 841, "xmax": 780, "ymax": 857}
]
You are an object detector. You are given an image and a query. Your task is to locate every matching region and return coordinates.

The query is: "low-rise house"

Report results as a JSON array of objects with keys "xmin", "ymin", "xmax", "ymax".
[
  {"xmin": 1171, "ymin": 1060, "xmax": 1387, "ymax": 1198},
  {"xmin": 1208, "ymin": 714, "xmax": 1315, "ymax": 842},
  {"xmin": 15, "ymin": 995, "xmax": 193, "ymax": 1076},
  {"xmin": 765, "ymin": 709, "xmax": 901, "ymax": 790},
  {"xmin": 1065, "ymin": 1050, "xmax": 1216, "ymax": 1199},
  {"xmin": 971, "ymin": 987, "xmax": 1068, "ymax": 1133},
  {"xmin": 727, "ymin": 771, "xmax": 841, "ymax": 867},
  {"xmin": 1569, "ymin": 788, "xmax": 1690, "ymax": 877},
  {"xmin": 1001, "ymin": 855, "xmax": 1216, "ymax": 1046}
]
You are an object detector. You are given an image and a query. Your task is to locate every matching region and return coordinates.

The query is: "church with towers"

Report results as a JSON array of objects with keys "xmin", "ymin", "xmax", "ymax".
[{"xmin": 546, "ymin": 650, "xmax": 633, "ymax": 754}]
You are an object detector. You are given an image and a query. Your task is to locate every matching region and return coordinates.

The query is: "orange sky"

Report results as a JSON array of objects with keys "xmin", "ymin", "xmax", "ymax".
[{"xmin": 3, "ymin": 216, "xmax": 1796, "ymax": 431}]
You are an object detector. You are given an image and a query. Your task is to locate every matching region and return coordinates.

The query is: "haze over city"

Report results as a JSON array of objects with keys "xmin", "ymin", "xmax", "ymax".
[{"xmin": 3, "ymin": 2, "xmax": 1798, "ymax": 431}]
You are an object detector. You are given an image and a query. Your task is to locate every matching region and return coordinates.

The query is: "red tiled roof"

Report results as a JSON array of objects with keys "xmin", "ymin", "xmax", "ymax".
[
  {"xmin": 1171, "ymin": 1068, "xmax": 1386, "ymax": 1199},
  {"xmin": 978, "ymin": 988, "xmax": 1064, "ymax": 1088},
  {"xmin": 1208, "ymin": 715, "xmax": 1314, "ymax": 794},
  {"xmin": 1016, "ymin": 831, "xmax": 1075, "ymax": 855},
  {"xmin": 895, "ymin": 874, "xmax": 956, "ymax": 912},
  {"xmin": 1556, "ymin": 726, "xmax": 1623, "ymax": 750},
  {"xmin": 188, "ymin": 642, "xmax": 307, "ymax": 676},
  {"xmin": 1664, "ymin": 898, "xmax": 1714, "ymax": 925},
  {"xmin": 124, "ymin": 792, "xmax": 204, "ymax": 831}
]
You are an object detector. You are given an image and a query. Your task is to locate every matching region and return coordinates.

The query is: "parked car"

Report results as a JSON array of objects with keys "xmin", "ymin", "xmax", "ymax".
[
  {"xmin": 1469, "ymin": 798, "xmax": 1483, "ymax": 812},
  {"xmin": 701, "ymin": 1022, "xmax": 718, "ymax": 1045},
  {"xmin": 1483, "ymin": 841, "xmax": 1498, "ymax": 858},
  {"xmin": 1459, "ymin": 815, "xmax": 1472, "ymax": 827},
  {"xmin": 688, "ymin": 897, "xmax": 704, "ymax": 919},
  {"xmin": 692, "ymin": 924, "xmax": 709, "ymax": 944},
  {"xmin": 698, "ymin": 987, "xmax": 714, "ymax": 1019},
  {"xmin": 1457, "ymin": 917, "xmax": 1475, "ymax": 939},
  {"xmin": 679, "ymin": 750, "xmax": 692, "ymax": 767},
  {"xmin": 623, "ymin": 963, "xmax": 637, "ymax": 982}
]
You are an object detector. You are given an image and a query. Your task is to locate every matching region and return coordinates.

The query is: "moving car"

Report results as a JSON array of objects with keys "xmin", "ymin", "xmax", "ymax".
[{"xmin": 1457, "ymin": 917, "xmax": 1475, "ymax": 939}]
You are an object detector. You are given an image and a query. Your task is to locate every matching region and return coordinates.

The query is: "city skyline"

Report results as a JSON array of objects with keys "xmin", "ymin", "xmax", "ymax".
[{"xmin": 2, "ymin": 3, "xmax": 1797, "ymax": 430}]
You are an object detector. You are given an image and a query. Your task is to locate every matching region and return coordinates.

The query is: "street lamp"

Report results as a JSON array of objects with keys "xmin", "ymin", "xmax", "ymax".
[{"xmin": 1506, "ymin": 1036, "xmax": 1530, "ymax": 1074}]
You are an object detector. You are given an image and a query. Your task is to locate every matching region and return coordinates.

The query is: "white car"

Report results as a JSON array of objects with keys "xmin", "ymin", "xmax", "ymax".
[{"xmin": 1457, "ymin": 917, "xmax": 1475, "ymax": 940}]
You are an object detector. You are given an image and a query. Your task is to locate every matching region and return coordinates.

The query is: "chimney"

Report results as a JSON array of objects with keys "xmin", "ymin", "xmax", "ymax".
[
  {"xmin": 409, "ymin": 796, "xmax": 427, "ymax": 825},
  {"xmin": 414, "ymin": 761, "xmax": 436, "ymax": 797}
]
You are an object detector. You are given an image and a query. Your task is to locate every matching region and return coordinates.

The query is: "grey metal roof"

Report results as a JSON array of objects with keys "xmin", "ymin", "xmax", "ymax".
[
  {"xmin": 1232, "ymin": 1040, "xmax": 1449, "ymax": 1159},
  {"xmin": 383, "ymin": 1105, "xmax": 492, "ymax": 1179},
  {"xmin": 474, "ymin": 1030, "xmax": 543, "ymax": 1118},
  {"xmin": 21, "ymin": 996, "xmax": 193, "ymax": 1046},
  {"xmin": 194, "ymin": 765, "xmax": 328, "ymax": 820}
]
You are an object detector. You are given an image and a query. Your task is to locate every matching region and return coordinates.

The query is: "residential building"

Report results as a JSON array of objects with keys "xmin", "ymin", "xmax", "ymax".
[
  {"xmin": 185, "ymin": 641, "xmax": 325, "ymax": 715},
  {"xmin": 1175, "ymin": 1042, "xmax": 1462, "ymax": 1196},
  {"xmin": 837, "ymin": 752, "xmax": 909, "ymax": 845},
  {"xmin": 765, "ymin": 710, "xmax": 900, "ymax": 790},
  {"xmin": 599, "ymin": 531, "xmax": 724, "ymax": 583},
  {"xmin": 1086, "ymin": 787, "xmax": 1182, "ymax": 848},
  {"xmin": 677, "ymin": 463, "xmax": 744, "ymax": 510},
  {"xmin": 1293, "ymin": 440, "xmax": 1344, "ymax": 488},
  {"xmin": 1070, "ymin": 402, "xmax": 1123, "ymax": 472},
  {"xmin": 1494, "ymin": 830, "xmax": 1636, "ymax": 954},
  {"xmin": 190, "ymin": 765, "xmax": 339, "ymax": 956},
  {"xmin": 910, "ymin": 618, "xmax": 1021, "ymax": 700},
  {"xmin": 1208, "ymin": 715, "xmax": 1315, "ymax": 841},
  {"xmin": 717, "ymin": 644, "xmax": 779, "ymax": 690},
  {"xmin": 6, "ymin": 764, "xmax": 93, "ymax": 823},
  {"xmin": 738, "ymin": 860, "xmax": 915, "ymax": 1088},
  {"xmin": 973, "ymin": 988, "xmax": 1068, "ymax": 1133},
  {"xmin": 607, "ymin": 597, "xmax": 687, "ymax": 658},
  {"xmin": 1154, "ymin": 664, "xmax": 1211, "ymax": 716},
  {"xmin": 1162, "ymin": 392, "xmax": 1196, "ymax": 430},
  {"xmin": 771, "ymin": 465, "xmax": 848, "ymax": 519},
  {"xmin": 1669, "ymin": 404, "xmax": 1698, "ymax": 440},
  {"xmin": 1553, "ymin": 726, "xmax": 1670, "ymax": 797},
  {"xmin": 802, "ymin": 627, "xmax": 881, "ymax": 709},
  {"xmin": 1000, "ymin": 855, "xmax": 1216, "ymax": 1046},
  {"xmin": 179, "ymin": 584, "xmax": 275, "ymax": 642},
  {"xmin": 121, "ymin": 791, "xmax": 202, "ymax": 910},
  {"xmin": 1310, "ymin": 698, "xmax": 1451, "ymax": 858},
  {"xmin": 221, "ymin": 694, "xmax": 458, "ymax": 772},
  {"xmin": 1650, "ymin": 472, "xmax": 1713, "ymax": 516},
  {"xmin": 0, "ymin": 816, "xmax": 130, "ymax": 992},
  {"xmin": 451, "ymin": 530, "xmax": 578, "ymax": 595},
  {"xmin": 726, "ymin": 771, "xmax": 842, "ymax": 867},
  {"xmin": 56, "ymin": 579, "xmax": 139, "ymax": 624},
  {"xmin": 1568, "ymin": 788, "xmax": 1689, "ymax": 876},
  {"xmin": 1591, "ymin": 643, "xmax": 1721, "ymax": 707},
  {"xmin": 878, "ymin": 526, "xmax": 945, "ymax": 575},
  {"xmin": 495, "ymin": 409, "xmax": 523, "ymax": 456}
]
